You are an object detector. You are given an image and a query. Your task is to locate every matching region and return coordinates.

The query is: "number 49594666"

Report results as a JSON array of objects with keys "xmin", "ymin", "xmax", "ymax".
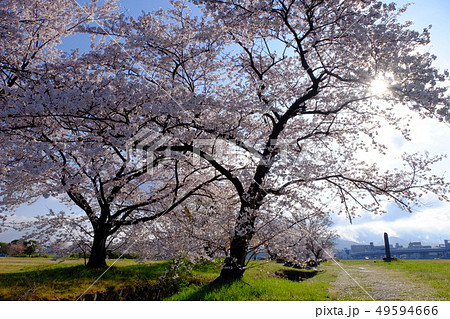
[{"xmin": 376, "ymin": 305, "xmax": 438, "ymax": 316}]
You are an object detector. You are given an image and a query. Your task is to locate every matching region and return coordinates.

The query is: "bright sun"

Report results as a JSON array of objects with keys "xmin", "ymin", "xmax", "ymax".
[{"xmin": 370, "ymin": 78, "xmax": 389, "ymax": 95}]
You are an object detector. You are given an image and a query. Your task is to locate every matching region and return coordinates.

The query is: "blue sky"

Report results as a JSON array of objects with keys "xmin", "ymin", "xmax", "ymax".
[
  {"xmin": 1, "ymin": 1, "xmax": 450, "ymax": 245},
  {"xmin": 395, "ymin": 0, "xmax": 450, "ymax": 69},
  {"xmin": 332, "ymin": 0, "xmax": 450, "ymax": 245}
]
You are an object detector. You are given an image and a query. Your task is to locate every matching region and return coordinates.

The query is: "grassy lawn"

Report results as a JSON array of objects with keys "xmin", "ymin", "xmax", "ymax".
[
  {"xmin": 370, "ymin": 259, "xmax": 450, "ymax": 299},
  {"xmin": 1, "ymin": 257, "xmax": 448, "ymax": 300},
  {"xmin": 168, "ymin": 260, "xmax": 336, "ymax": 301},
  {"xmin": 0, "ymin": 257, "xmax": 170, "ymax": 300},
  {"xmin": 0, "ymin": 257, "xmax": 334, "ymax": 300}
]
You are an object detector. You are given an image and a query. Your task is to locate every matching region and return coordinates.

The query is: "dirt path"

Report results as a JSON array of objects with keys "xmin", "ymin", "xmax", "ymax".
[{"xmin": 325, "ymin": 262, "xmax": 443, "ymax": 301}]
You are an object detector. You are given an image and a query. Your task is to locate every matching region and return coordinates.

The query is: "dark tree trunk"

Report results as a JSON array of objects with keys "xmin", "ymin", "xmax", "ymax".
[
  {"xmin": 215, "ymin": 202, "xmax": 257, "ymax": 283},
  {"xmin": 216, "ymin": 236, "xmax": 248, "ymax": 282},
  {"xmin": 312, "ymin": 249, "xmax": 322, "ymax": 261},
  {"xmin": 86, "ymin": 225, "xmax": 109, "ymax": 268}
]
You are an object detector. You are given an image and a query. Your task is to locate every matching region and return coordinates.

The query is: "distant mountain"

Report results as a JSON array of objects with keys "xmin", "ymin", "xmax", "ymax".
[
  {"xmin": 333, "ymin": 238, "xmax": 360, "ymax": 250},
  {"xmin": 341, "ymin": 233, "xmax": 411, "ymax": 246},
  {"xmin": 363, "ymin": 236, "xmax": 410, "ymax": 247}
]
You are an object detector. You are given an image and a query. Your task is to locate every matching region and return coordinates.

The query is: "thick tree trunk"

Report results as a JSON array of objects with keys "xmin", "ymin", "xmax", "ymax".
[
  {"xmin": 86, "ymin": 226, "xmax": 109, "ymax": 268},
  {"xmin": 215, "ymin": 202, "xmax": 257, "ymax": 283},
  {"xmin": 216, "ymin": 236, "xmax": 248, "ymax": 282}
]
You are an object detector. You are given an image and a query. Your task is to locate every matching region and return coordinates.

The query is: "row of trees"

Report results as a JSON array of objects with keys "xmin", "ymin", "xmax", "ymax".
[
  {"xmin": 0, "ymin": 239, "xmax": 38, "ymax": 256},
  {"xmin": 1, "ymin": 0, "xmax": 449, "ymax": 282},
  {"xmin": 2, "ymin": 201, "xmax": 337, "ymax": 266}
]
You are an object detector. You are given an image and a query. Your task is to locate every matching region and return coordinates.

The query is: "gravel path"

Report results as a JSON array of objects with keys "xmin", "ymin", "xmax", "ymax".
[{"xmin": 326, "ymin": 262, "xmax": 442, "ymax": 301}]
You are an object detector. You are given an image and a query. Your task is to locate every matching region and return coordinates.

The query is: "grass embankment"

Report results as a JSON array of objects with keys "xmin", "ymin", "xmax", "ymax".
[
  {"xmin": 0, "ymin": 257, "xmax": 334, "ymax": 300},
  {"xmin": 1, "ymin": 257, "xmax": 448, "ymax": 300},
  {"xmin": 168, "ymin": 260, "xmax": 334, "ymax": 301},
  {"xmin": 371, "ymin": 259, "xmax": 450, "ymax": 299},
  {"xmin": 0, "ymin": 257, "xmax": 170, "ymax": 300}
]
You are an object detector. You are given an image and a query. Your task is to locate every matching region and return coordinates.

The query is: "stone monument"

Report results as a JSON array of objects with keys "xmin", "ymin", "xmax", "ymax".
[{"xmin": 383, "ymin": 232, "xmax": 393, "ymax": 262}]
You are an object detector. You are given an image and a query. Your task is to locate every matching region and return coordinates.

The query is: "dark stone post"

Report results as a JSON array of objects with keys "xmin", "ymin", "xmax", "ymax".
[{"xmin": 383, "ymin": 232, "xmax": 392, "ymax": 262}]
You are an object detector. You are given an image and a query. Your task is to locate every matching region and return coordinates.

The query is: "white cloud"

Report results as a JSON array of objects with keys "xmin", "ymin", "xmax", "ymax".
[{"xmin": 334, "ymin": 202, "xmax": 450, "ymax": 244}]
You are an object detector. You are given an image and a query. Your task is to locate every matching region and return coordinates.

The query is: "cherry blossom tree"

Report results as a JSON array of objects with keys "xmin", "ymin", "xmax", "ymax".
[
  {"xmin": 130, "ymin": 184, "xmax": 238, "ymax": 262},
  {"xmin": 11, "ymin": 209, "xmax": 141, "ymax": 264},
  {"xmin": 121, "ymin": 0, "xmax": 449, "ymax": 282},
  {"xmin": 251, "ymin": 200, "xmax": 337, "ymax": 265},
  {"xmin": 1, "ymin": 0, "xmax": 119, "ymax": 266},
  {"xmin": 6, "ymin": 239, "xmax": 26, "ymax": 256},
  {"xmin": 302, "ymin": 213, "xmax": 338, "ymax": 261},
  {"xmin": 10, "ymin": 210, "xmax": 92, "ymax": 261},
  {"xmin": 0, "ymin": 0, "xmax": 224, "ymax": 268},
  {"xmin": 0, "ymin": 0, "xmax": 117, "ymax": 92},
  {"xmin": 0, "ymin": 55, "xmax": 223, "ymax": 267},
  {"xmin": 1, "ymin": 0, "xmax": 449, "ymax": 283}
]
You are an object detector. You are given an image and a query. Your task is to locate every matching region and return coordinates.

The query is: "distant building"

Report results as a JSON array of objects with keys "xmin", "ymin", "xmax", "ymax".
[
  {"xmin": 408, "ymin": 242, "xmax": 422, "ymax": 249},
  {"xmin": 335, "ymin": 239, "xmax": 450, "ymax": 260}
]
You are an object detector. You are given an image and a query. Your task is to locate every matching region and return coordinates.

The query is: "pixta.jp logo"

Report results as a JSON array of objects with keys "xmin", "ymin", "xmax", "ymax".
[{"xmin": 126, "ymin": 129, "xmax": 172, "ymax": 175}]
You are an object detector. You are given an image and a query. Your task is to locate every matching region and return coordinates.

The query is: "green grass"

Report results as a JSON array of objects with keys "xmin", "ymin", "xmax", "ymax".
[
  {"xmin": 167, "ymin": 260, "xmax": 335, "ymax": 301},
  {"xmin": 166, "ymin": 277, "xmax": 332, "ymax": 301},
  {"xmin": 371, "ymin": 259, "xmax": 450, "ymax": 299},
  {"xmin": 1, "ymin": 257, "xmax": 448, "ymax": 300},
  {"xmin": 0, "ymin": 257, "xmax": 169, "ymax": 300},
  {"xmin": 0, "ymin": 257, "xmax": 332, "ymax": 300}
]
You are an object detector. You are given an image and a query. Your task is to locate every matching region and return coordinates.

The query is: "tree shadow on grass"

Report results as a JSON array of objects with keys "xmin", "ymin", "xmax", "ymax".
[
  {"xmin": 0, "ymin": 261, "xmax": 171, "ymax": 300},
  {"xmin": 168, "ymin": 279, "xmax": 256, "ymax": 301}
]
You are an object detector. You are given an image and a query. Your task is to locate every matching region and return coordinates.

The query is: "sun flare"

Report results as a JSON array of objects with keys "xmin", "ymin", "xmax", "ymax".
[{"xmin": 370, "ymin": 78, "xmax": 389, "ymax": 95}]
